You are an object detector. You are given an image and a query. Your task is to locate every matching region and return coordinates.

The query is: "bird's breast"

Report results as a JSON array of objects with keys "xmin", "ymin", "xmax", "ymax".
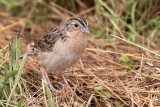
[{"xmin": 38, "ymin": 37, "xmax": 87, "ymax": 73}]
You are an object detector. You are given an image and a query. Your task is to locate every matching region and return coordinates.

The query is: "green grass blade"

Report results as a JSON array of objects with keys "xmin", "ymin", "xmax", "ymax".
[{"xmin": 6, "ymin": 53, "xmax": 27, "ymax": 107}]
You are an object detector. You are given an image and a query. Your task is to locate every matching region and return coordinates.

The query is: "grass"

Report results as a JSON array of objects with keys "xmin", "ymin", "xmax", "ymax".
[
  {"xmin": 42, "ymin": 82, "xmax": 56, "ymax": 107},
  {"xmin": 1, "ymin": 0, "xmax": 159, "ymax": 42},
  {"xmin": 0, "ymin": 35, "xmax": 27, "ymax": 107},
  {"xmin": 0, "ymin": 0, "xmax": 160, "ymax": 106},
  {"xmin": 93, "ymin": 0, "xmax": 160, "ymax": 41},
  {"xmin": 0, "ymin": 35, "xmax": 55, "ymax": 107}
]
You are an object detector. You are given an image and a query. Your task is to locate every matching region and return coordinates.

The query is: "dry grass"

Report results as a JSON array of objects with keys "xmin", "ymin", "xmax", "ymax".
[
  {"xmin": 0, "ymin": 0, "xmax": 160, "ymax": 107},
  {"xmin": 21, "ymin": 38, "xmax": 160, "ymax": 106}
]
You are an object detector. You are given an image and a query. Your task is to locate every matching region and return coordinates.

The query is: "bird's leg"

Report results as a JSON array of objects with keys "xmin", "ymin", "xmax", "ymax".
[
  {"xmin": 61, "ymin": 73, "xmax": 73, "ymax": 92},
  {"xmin": 40, "ymin": 67, "xmax": 56, "ymax": 92}
]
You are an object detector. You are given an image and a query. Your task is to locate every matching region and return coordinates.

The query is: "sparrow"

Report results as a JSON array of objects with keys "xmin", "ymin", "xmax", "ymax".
[{"xmin": 29, "ymin": 17, "xmax": 90, "ymax": 91}]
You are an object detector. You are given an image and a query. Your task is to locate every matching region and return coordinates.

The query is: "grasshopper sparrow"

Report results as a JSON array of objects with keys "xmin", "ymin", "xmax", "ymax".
[{"xmin": 30, "ymin": 17, "xmax": 90, "ymax": 91}]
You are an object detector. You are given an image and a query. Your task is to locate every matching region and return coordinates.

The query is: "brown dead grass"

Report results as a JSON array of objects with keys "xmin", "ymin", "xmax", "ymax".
[{"xmin": 0, "ymin": 14, "xmax": 160, "ymax": 107}]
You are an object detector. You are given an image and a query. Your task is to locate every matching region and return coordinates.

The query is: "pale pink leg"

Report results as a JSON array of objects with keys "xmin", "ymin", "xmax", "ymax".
[
  {"xmin": 40, "ymin": 67, "xmax": 56, "ymax": 92},
  {"xmin": 61, "ymin": 73, "xmax": 73, "ymax": 92}
]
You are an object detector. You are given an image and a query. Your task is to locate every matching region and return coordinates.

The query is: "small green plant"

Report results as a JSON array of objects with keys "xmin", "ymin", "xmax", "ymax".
[
  {"xmin": 93, "ymin": 86, "xmax": 111, "ymax": 98},
  {"xmin": 0, "ymin": 35, "xmax": 27, "ymax": 107},
  {"xmin": 119, "ymin": 55, "xmax": 132, "ymax": 69},
  {"xmin": 119, "ymin": 55, "xmax": 129, "ymax": 63}
]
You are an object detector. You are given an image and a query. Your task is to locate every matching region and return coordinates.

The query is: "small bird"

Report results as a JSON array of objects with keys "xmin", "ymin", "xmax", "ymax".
[{"xmin": 29, "ymin": 17, "xmax": 90, "ymax": 91}]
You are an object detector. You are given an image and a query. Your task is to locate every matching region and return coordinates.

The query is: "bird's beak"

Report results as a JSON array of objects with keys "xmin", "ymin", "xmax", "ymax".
[{"xmin": 83, "ymin": 27, "xmax": 90, "ymax": 33}]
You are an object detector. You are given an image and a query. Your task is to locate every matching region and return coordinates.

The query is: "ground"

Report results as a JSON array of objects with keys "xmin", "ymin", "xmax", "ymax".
[{"xmin": 0, "ymin": 0, "xmax": 160, "ymax": 107}]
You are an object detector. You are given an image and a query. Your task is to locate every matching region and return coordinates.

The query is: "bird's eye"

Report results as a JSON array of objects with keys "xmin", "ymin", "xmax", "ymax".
[{"xmin": 73, "ymin": 24, "xmax": 79, "ymax": 28}]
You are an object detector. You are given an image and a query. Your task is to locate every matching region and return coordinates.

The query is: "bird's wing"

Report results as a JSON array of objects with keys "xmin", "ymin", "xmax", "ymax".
[{"xmin": 33, "ymin": 27, "xmax": 65, "ymax": 52}]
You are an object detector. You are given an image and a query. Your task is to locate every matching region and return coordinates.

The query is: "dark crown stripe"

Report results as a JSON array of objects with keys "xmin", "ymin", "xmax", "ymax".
[
  {"xmin": 69, "ymin": 17, "xmax": 87, "ymax": 27},
  {"xmin": 77, "ymin": 17, "xmax": 88, "ymax": 26}
]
